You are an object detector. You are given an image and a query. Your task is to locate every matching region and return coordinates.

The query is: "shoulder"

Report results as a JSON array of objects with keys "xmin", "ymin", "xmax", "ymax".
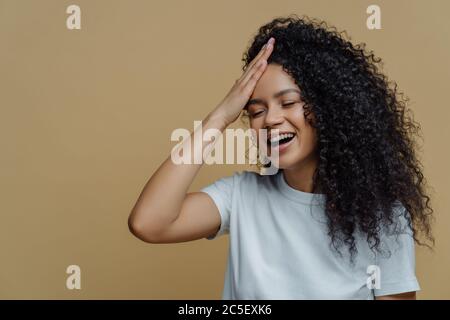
[
  {"xmin": 233, "ymin": 170, "xmax": 279, "ymax": 189},
  {"xmin": 204, "ymin": 170, "xmax": 279, "ymax": 193},
  {"xmin": 220, "ymin": 170, "xmax": 280, "ymax": 202},
  {"xmin": 382, "ymin": 201, "xmax": 414, "ymax": 236},
  {"xmin": 372, "ymin": 201, "xmax": 416, "ymax": 259}
]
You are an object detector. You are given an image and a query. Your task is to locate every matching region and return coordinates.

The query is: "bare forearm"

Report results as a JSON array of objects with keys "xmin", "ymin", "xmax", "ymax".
[
  {"xmin": 128, "ymin": 37, "xmax": 275, "ymax": 241},
  {"xmin": 128, "ymin": 111, "xmax": 227, "ymax": 234}
]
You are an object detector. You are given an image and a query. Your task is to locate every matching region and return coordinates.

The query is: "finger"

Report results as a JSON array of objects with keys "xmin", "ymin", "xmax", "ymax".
[
  {"xmin": 242, "ymin": 59, "xmax": 267, "ymax": 95},
  {"xmin": 248, "ymin": 37, "xmax": 275, "ymax": 71},
  {"xmin": 240, "ymin": 39, "xmax": 274, "ymax": 85},
  {"xmin": 236, "ymin": 47, "xmax": 266, "ymax": 85},
  {"xmin": 238, "ymin": 37, "xmax": 275, "ymax": 83},
  {"xmin": 260, "ymin": 37, "xmax": 275, "ymax": 60},
  {"xmin": 245, "ymin": 40, "xmax": 271, "ymax": 71}
]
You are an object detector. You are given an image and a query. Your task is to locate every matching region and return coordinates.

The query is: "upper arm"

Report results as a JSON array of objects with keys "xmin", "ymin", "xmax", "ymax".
[
  {"xmin": 145, "ymin": 191, "xmax": 222, "ymax": 243},
  {"xmin": 134, "ymin": 172, "xmax": 236, "ymax": 243},
  {"xmin": 154, "ymin": 172, "xmax": 237, "ymax": 243}
]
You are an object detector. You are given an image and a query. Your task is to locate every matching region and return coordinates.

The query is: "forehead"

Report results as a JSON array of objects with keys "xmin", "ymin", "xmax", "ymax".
[{"xmin": 251, "ymin": 63, "xmax": 300, "ymax": 98}]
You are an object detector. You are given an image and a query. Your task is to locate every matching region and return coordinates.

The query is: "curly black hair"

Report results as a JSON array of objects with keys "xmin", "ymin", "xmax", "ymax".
[{"xmin": 241, "ymin": 14, "xmax": 434, "ymax": 259}]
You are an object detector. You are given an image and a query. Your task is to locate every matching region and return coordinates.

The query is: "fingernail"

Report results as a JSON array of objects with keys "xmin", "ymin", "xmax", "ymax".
[{"xmin": 268, "ymin": 37, "xmax": 275, "ymax": 45}]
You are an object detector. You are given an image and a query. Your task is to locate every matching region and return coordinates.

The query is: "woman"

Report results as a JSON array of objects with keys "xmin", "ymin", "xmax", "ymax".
[{"xmin": 128, "ymin": 15, "xmax": 434, "ymax": 300}]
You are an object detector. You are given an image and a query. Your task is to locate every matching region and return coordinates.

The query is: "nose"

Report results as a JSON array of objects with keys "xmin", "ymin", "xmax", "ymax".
[{"xmin": 264, "ymin": 105, "xmax": 284, "ymax": 128}]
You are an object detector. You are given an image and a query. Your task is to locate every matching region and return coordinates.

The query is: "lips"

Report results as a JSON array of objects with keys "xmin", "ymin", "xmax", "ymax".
[{"xmin": 267, "ymin": 132, "xmax": 296, "ymax": 146}]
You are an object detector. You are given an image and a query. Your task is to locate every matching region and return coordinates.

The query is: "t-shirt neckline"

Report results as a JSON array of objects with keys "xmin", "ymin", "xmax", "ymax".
[{"xmin": 276, "ymin": 170, "xmax": 326, "ymax": 206}]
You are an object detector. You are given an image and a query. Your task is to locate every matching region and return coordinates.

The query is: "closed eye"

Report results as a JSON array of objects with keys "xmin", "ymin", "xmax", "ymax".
[
  {"xmin": 249, "ymin": 110, "xmax": 265, "ymax": 118},
  {"xmin": 282, "ymin": 102, "xmax": 298, "ymax": 107},
  {"xmin": 249, "ymin": 101, "xmax": 300, "ymax": 118}
]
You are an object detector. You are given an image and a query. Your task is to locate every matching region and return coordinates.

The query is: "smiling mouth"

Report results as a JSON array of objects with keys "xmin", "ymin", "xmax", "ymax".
[{"xmin": 267, "ymin": 133, "xmax": 296, "ymax": 147}]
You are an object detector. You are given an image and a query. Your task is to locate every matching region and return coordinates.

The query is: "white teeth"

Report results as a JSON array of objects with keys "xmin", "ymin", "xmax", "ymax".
[{"xmin": 269, "ymin": 133, "xmax": 295, "ymax": 143}]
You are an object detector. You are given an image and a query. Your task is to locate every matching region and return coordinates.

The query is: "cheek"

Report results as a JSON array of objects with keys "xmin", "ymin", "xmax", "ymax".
[
  {"xmin": 287, "ymin": 107, "xmax": 308, "ymax": 130},
  {"xmin": 298, "ymin": 127, "xmax": 318, "ymax": 153}
]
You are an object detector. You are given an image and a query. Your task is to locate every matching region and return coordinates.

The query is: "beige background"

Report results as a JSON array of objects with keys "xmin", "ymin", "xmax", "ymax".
[{"xmin": 0, "ymin": 0, "xmax": 449, "ymax": 299}]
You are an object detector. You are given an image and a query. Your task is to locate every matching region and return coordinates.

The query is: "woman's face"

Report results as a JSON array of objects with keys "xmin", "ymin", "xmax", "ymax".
[{"xmin": 247, "ymin": 63, "xmax": 318, "ymax": 170}]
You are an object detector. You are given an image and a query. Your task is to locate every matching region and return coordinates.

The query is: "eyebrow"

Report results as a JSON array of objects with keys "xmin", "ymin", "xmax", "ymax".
[{"xmin": 245, "ymin": 88, "xmax": 301, "ymax": 108}]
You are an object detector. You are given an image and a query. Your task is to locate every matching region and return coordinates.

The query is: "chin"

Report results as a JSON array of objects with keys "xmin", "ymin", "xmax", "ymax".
[{"xmin": 269, "ymin": 153, "xmax": 304, "ymax": 170}]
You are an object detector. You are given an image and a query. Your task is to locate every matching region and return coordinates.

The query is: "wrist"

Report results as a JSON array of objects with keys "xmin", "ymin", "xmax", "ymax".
[{"xmin": 204, "ymin": 110, "xmax": 229, "ymax": 131}]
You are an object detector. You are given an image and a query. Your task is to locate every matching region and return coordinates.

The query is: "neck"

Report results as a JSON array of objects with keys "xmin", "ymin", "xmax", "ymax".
[{"xmin": 282, "ymin": 155, "xmax": 320, "ymax": 194}]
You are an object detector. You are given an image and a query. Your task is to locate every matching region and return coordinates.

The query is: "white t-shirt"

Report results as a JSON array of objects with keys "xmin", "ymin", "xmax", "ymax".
[{"xmin": 200, "ymin": 169, "xmax": 420, "ymax": 299}]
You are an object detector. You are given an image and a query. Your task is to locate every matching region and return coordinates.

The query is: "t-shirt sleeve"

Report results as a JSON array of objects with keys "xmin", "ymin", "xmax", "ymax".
[
  {"xmin": 199, "ymin": 172, "xmax": 236, "ymax": 240},
  {"xmin": 373, "ymin": 204, "xmax": 421, "ymax": 297}
]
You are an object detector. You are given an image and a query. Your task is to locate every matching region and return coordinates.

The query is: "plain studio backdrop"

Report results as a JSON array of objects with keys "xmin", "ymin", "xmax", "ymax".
[{"xmin": 0, "ymin": 0, "xmax": 449, "ymax": 299}]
